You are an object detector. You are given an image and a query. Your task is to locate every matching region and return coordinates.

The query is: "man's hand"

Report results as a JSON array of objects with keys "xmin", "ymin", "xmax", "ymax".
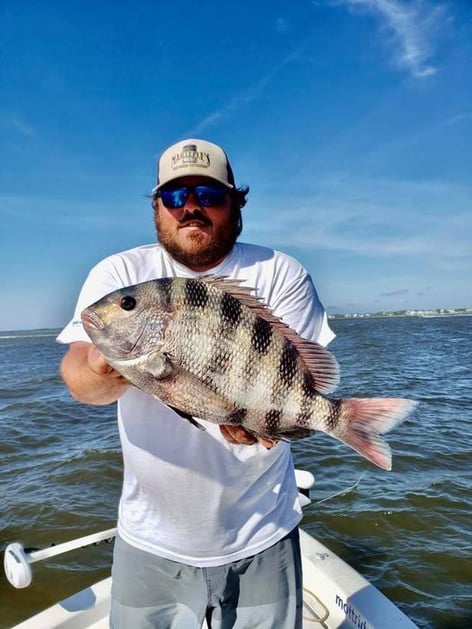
[
  {"xmin": 61, "ymin": 341, "xmax": 130, "ymax": 405},
  {"xmin": 219, "ymin": 425, "xmax": 278, "ymax": 450},
  {"xmin": 87, "ymin": 346, "xmax": 126, "ymax": 380}
]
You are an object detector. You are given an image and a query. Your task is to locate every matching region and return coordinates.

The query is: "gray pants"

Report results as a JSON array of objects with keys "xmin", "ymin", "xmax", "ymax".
[{"xmin": 110, "ymin": 528, "xmax": 302, "ymax": 628}]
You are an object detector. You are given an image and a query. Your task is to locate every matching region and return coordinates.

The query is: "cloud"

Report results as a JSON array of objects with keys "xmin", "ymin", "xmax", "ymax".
[
  {"xmin": 187, "ymin": 0, "xmax": 446, "ymax": 136},
  {"xmin": 416, "ymin": 286, "xmax": 432, "ymax": 297},
  {"xmin": 186, "ymin": 44, "xmax": 306, "ymax": 136},
  {"xmin": 334, "ymin": 0, "xmax": 447, "ymax": 78},
  {"xmin": 244, "ymin": 174, "xmax": 472, "ymax": 267},
  {"xmin": 442, "ymin": 112, "xmax": 472, "ymax": 127},
  {"xmin": 0, "ymin": 110, "xmax": 35, "ymax": 137},
  {"xmin": 380, "ymin": 289, "xmax": 410, "ymax": 297}
]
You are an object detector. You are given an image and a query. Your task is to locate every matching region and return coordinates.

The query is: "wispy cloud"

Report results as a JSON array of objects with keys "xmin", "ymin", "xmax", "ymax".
[
  {"xmin": 186, "ymin": 45, "xmax": 305, "ymax": 136},
  {"xmin": 334, "ymin": 0, "xmax": 447, "ymax": 78},
  {"xmin": 245, "ymin": 175, "xmax": 472, "ymax": 267},
  {"xmin": 442, "ymin": 112, "xmax": 472, "ymax": 127},
  {"xmin": 188, "ymin": 0, "xmax": 447, "ymax": 136},
  {"xmin": 0, "ymin": 110, "xmax": 35, "ymax": 137},
  {"xmin": 380, "ymin": 289, "xmax": 410, "ymax": 297}
]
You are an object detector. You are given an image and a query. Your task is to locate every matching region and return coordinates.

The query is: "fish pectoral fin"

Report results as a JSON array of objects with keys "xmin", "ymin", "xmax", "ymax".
[
  {"xmin": 145, "ymin": 351, "xmax": 175, "ymax": 379},
  {"xmin": 168, "ymin": 406, "xmax": 206, "ymax": 431}
]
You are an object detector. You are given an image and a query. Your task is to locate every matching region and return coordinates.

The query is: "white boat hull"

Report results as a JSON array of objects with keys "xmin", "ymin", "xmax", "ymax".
[{"xmin": 11, "ymin": 529, "xmax": 417, "ymax": 628}]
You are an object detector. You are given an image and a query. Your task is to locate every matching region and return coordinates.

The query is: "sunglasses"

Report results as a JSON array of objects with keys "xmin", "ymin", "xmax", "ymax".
[{"xmin": 156, "ymin": 184, "xmax": 228, "ymax": 209}]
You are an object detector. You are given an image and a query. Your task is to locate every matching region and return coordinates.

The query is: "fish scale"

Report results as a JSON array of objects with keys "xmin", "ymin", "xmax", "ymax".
[
  {"xmin": 173, "ymin": 288, "xmax": 243, "ymax": 390},
  {"xmin": 177, "ymin": 288, "xmax": 270, "ymax": 414},
  {"xmin": 82, "ymin": 276, "xmax": 417, "ymax": 470}
]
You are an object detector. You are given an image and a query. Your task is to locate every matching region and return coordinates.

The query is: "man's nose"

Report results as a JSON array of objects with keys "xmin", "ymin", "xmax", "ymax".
[{"xmin": 183, "ymin": 190, "xmax": 203, "ymax": 211}]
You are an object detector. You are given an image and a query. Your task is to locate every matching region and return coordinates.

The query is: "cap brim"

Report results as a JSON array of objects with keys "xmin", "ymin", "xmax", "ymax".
[{"xmin": 152, "ymin": 175, "xmax": 234, "ymax": 195}]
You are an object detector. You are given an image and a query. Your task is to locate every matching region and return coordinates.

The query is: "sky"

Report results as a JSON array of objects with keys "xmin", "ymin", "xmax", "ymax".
[{"xmin": 1, "ymin": 0, "xmax": 471, "ymax": 330}]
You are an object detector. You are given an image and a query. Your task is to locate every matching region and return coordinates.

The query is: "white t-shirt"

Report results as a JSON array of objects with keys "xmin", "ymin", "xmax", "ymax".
[{"xmin": 57, "ymin": 241, "xmax": 334, "ymax": 567}]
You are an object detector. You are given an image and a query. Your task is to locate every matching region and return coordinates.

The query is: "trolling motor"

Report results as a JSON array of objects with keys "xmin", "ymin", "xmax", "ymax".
[{"xmin": 4, "ymin": 528, "xmax": 117, "ymax": 589}]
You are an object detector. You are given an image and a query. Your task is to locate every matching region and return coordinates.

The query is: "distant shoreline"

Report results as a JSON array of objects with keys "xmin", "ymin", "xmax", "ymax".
[
  {"xmin": 329, "ymin": 310, "xmax": 472, "ymax": 320},
  {"xmin": 0, "ymin": 329, "xmax": 61, "ymax": 337},
  {"xmin": 1, "ymin": 310, "xmax": 472, "ymax": 333}
]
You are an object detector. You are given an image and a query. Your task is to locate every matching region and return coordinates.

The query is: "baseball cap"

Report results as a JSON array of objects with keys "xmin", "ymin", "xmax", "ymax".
[{"xmin": 153, "ymin": 139, "xmax": 235, "ymax": 192}]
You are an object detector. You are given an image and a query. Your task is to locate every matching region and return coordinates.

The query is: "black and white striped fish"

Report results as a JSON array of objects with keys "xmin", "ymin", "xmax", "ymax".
[{"xmin": 81, "ymin": 276, "xmax": 416, "ymax": 470}]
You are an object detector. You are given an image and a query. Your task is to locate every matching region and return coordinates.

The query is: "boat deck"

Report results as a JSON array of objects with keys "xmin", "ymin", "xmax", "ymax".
[{"xmin": 11, "ymin": 529, "xmax": 418, "ymax": 628}]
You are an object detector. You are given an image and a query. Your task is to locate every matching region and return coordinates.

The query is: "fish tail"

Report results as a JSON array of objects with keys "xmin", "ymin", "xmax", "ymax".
[{"xmin": 336, "ymin": 397, "xmax": 417, "ymax": 470}]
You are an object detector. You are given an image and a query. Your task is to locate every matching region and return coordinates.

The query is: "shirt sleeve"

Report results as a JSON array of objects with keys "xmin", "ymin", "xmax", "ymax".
[
  {"xmin": 268, "ymin": 255, "xmax": 335, "ymax": 347},
  {"xmin": 56, "ymin": 257, "xmax": 124, "ymax": 345}
]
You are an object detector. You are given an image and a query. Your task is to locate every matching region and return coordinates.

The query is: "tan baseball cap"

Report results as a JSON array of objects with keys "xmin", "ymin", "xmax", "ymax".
[{"xmin": 153, "ymin": 139, "xmax": 235, "ymax": 192}]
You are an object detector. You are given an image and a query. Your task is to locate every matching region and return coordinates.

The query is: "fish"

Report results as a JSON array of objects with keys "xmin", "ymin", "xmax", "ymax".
[{"xmin": 81, "ymin": 276, "xmax": 416, "ymax": 470}]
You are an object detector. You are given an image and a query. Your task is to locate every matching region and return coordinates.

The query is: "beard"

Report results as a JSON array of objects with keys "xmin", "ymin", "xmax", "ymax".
[{"xmin": 155, "ymin": 208, "xmax": 239, "ymax": 269}]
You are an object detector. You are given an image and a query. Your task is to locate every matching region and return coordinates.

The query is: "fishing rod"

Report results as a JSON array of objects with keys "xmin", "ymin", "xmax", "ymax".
[{"xmin": 4, "ymin": 469, "xmax": 316, "ymax": 589}]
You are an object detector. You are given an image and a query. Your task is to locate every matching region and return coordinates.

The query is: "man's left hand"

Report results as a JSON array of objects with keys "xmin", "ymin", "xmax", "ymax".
[{"xmin": 219, "ymin": 425, "xmax": 278, "ymax": 449}]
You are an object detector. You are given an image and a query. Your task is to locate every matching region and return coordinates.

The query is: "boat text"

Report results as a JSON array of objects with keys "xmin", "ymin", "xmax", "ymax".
[{"xmin": 335, "ymin": 594, "xmax": 370, "ymax": 629}]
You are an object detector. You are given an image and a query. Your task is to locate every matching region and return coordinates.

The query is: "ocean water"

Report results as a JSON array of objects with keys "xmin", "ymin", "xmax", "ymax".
[{"xmin": 1, "ymin": 317, "xmax": 471, "ymax": 628}]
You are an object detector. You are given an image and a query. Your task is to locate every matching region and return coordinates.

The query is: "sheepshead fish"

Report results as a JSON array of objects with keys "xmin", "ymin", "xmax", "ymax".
[{"xmin": 81, "ymin": 276, "xmax": 416, "ymax": 470}]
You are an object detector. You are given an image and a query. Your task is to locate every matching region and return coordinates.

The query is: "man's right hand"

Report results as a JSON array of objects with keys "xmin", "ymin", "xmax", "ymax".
[
  {"xmin": 87, "ymin": 346, "xmax": 122, "ymax": 377},
  {"xmin": 60, "ymin": 341, "xmax": 130, "ymax": 405}
]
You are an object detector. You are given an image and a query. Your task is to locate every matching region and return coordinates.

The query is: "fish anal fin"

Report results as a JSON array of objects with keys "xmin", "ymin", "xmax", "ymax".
[{"xmin": 273, "ymin": 426, "xmax": 316, "ymax": 440}]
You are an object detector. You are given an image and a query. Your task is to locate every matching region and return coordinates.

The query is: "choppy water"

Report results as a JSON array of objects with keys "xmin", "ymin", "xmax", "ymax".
[{"xmin": 1, "ymin": 317, "xmax": 471, "ymax": 628}]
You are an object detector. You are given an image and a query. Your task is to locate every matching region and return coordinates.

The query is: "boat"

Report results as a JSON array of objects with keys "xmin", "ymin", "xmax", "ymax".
[{"xmin": 4, "ymin": 471, "xmax": 418, "ymax": 628}]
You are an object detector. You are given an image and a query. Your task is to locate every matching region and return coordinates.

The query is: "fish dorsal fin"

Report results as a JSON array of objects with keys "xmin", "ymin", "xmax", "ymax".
[{"xmin": 197, "ymin": 275, "xmax": 340, "ymax": 394}]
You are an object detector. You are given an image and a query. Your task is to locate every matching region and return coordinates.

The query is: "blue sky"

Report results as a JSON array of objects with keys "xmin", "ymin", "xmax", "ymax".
[{"xmin": 1, "ymin": 0, "xmax": 471, "ymax": 330}]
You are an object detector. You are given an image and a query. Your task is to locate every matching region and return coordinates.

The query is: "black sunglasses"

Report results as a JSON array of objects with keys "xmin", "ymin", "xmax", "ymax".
[{"xmin": 156, "ymin": 184, "xmax": 229, "ymax": 209}]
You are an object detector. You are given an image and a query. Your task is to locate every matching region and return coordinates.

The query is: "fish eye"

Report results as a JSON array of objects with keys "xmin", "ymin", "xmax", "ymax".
[{"xmin": 120, "ymin": 295, "xmax": 136, "ymax": 311}]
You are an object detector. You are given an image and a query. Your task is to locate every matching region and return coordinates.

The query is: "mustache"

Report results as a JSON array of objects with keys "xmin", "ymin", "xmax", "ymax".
[{"xmin": 178, "ymin": 210, "xmax": 212, "ymax": 227}]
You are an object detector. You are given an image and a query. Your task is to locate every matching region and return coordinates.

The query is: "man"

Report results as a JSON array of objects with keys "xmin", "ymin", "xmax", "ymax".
[{"xmin": 58, "ymin": 138, "xmax": 334, "ymax": 628}]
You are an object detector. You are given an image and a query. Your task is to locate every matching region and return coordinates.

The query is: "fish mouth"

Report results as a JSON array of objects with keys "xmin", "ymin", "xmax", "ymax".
[
  {"xmin": 81, "ymin": 310, "xmax": 104, "ymax": 331},
  {"xmin": 81, "ymin": 310, "xmax": 146, "ymax": 358}
]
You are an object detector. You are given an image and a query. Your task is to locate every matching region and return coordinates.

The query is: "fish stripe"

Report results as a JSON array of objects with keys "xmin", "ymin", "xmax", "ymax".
[
  {"xmin": 227, "ymin": 408, "xmax": 248, "ymax": 424},
  {"xmin": 326, "ymin": 398, "xmax": 342, "ymax": 430},
  {"xmin": 221, "ymin": 292, "xmax": 242, "ymax": 327},
  {"xmin": 201, "ymin": 292, "xmax": 243, "ymax": 387},
  {"xmin": 158, "ymin": 278, "xmax": 174, "ymax": 310},
  {"xmin": 302, "ymin": 372, "xmax": 317, "ymax": 399},
  {"xmin": 295, "ymin": 410, "xmax": 311, "ymax": 428},
  {"xmin": 294, "ymin": 372, "xmax": 317, "ymax": 431},
  {"xmin": 185, "ymin": 279, "xmax": 209, "ymax": 308},
  {"xmin": 265, "ymin": 409, "xmax": 282, "ymax": 436},
  {"xmin": 250, "ymin": 317, "xmax": 273, "ymax": 354},
  {"xmin": 278, "ymin": 340, "xmax": 298, "ymax": 388}
]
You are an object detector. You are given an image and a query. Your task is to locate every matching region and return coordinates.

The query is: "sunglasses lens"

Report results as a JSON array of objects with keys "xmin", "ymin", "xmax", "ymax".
[
  {"xmin": 160, "ymin": 188, "xmax": 188, "ymax": 209},
  {"xmin": 159, "ymin": 185, "xmax": 228, "ymax": 209},
  {"xmin": 194, "ymin": 186, "xmax": 227, "ymax": 207}
]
